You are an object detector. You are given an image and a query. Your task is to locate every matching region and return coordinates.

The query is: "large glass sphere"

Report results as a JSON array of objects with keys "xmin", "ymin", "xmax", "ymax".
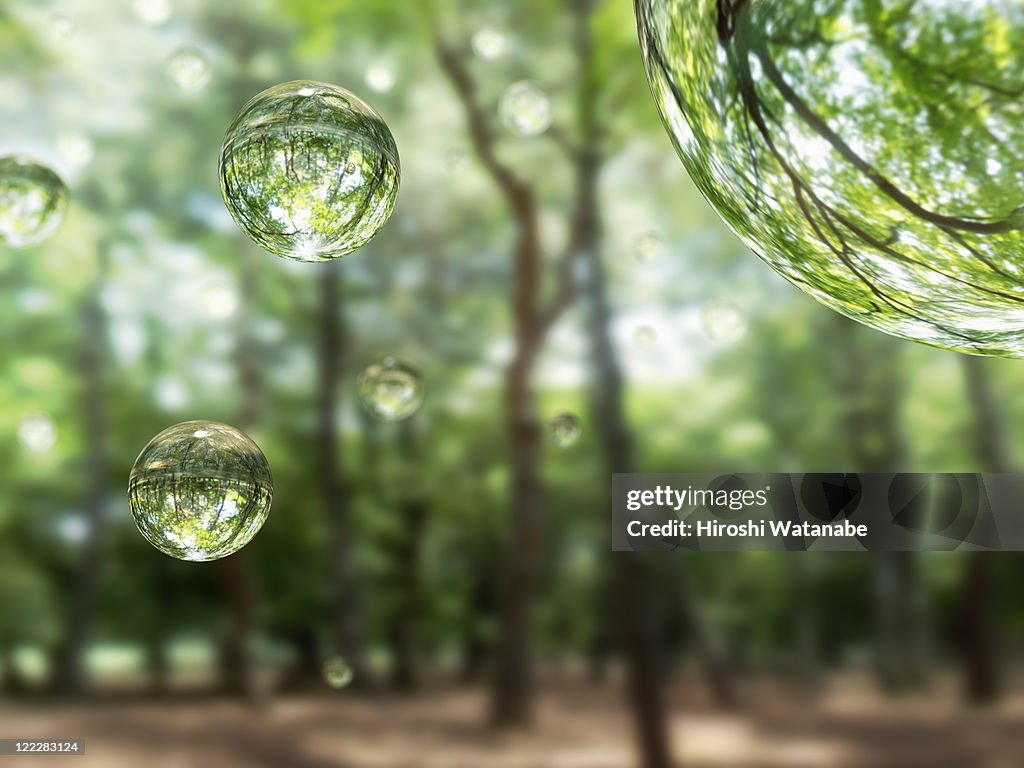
[
  {"xmin": 0, "ymin": 157, "xmax": 68, "ymax": 248},
  {"xmin": 638, "ymin": 1, "xmax": 1024, "ymax": 356},
  {"xmin": 128, "ymin": 421, "xmax": 273, "ymax": 562},
  {"xmin": 219, "ymin": 80, "xmax": 400, "ymax": 262}
]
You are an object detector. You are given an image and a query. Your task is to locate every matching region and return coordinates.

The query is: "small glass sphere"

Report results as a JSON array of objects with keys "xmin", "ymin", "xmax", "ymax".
[
  {"xmin": 364, "ymin": 63, "xmax": 395, "ymax": 94},
  {"xmin": 0, "ymin": 157, "xmax": 69, "ymax": 248},
  {"xmin": 18, "ymin": 414, "xmax": 57, "ymax": 454},
  {"xmin": 634, "ymin": 325, "xmax": 658, "ymax": 348},
  {"xmin": 500, "ymin": 81, "xmax": 552, "ymax": 137},
  {"xmin": 323, "ymin": 657, "xmax": 354, "ymax": 689},
  {"xmin": 56, "ymin": 133, "xmax": 94, "ymax": 171},
  {"xmin": 134, "ymin": 0, "xmax": 172, "ymax": 25},
  {"xmin": 473, "ymin": 27, "xmax": 509, "ymax": 60},
  {"xmin": 358, "ymin": 357, "xmax": 424, "ymax": 422},
  {"xmin": 128, "ymin": 421, "xmax": 273, "ymax": 562},
  {"xmin": 219, "ymin": 80, "xmax": 400, "ymax": 262},
  {"xmin": 702, "ymin": 299, "xmax": 747, "ymax": 344},
  {"xmin": 638, "ymin": 0, "xmax": 1024, "ymax": 356},
  {"xmin": 167, "ymin": 46, "xmax": 211, "ymax": 93},
  {"xmin": 633, "ymin": 231, "xmax": 663, "ymax": 263},
  {"xmin": 548, "ymin": 412, "xmax": 582, "ymax": 448}
]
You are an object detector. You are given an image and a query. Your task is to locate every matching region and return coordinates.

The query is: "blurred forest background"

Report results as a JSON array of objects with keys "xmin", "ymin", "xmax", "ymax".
[{"xmin": 2, "ymin": 0, "xmax": 1024, "ymax": 766}]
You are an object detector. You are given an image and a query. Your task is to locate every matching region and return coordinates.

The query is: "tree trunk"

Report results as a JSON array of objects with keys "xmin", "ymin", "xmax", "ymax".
[
  {"xmin": 958, "ymin": 356, "xmax": 1008, "ymax": 705},
  {"xmin": 217, "ymin": 245, "xmax": 262, "ymax": 697},
  {"xmin": 388, "ymin": 419, "xmax": 427, "ymax": 692},
  {"xmin": 53, "ymin": 244, "xmax": 111, "ymax": 696},
  {"xmin": 318, "ymin": 263, "xmax": 368, "ymax": 685}
]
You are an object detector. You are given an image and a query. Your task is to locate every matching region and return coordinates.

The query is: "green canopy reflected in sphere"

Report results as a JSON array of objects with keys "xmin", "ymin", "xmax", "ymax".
[
  {"xmin": 548, "ymin": 412, "xmax": 582, "ymax": 449},
  {"xmin": 323, "ymin": 657, "xmax": 354, "ymax": 689},
  {"xmin": 0, "ymin": 157, "xmax": 68, "ymax": 248},
  {"xmin": 638, "ymin": 0, "xmax": 1024, "ymax": 356},
  {"xmin": 358, "ymin": 357, "xmax": 424, "ymax": 422},
  {"xmin": 128, "ymin": 421, "xmax": 273, "ymax": 562},
  {"xmin": 219, "ymin": 80, "xmax": 400, "ymax": 262}
]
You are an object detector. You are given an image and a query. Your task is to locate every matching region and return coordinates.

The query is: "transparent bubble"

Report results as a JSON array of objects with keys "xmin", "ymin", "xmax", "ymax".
[
  {"xmin": 634, "ymin": 325, "xmax": 658, "ymax": 348},
  {"xmin": 638, "ymin": 0, "xmax": 1024, "ymax": 356},
  {"xmin": 219, "ymin": 80, "xmax": 400, "ymax": 262},
  {"xmin": 472, "ymin": 27, "xmax": 508, "ymax": 60},
  {"xmin": 48, "ymin": 13, "xmax": 75, "ymax": 40},
  {"xmin": 633, "ymin": 230, "xmax": 662, "ymax": 263},
  {"xmin": 0, "ymin": 157, "xmax": 69, "ymax": 248},
  {"xmin": 201, "ymin": 279, "xmax": 239, "ymax": 320},
  {"xmin": 364, "ymin": 63, "xmax": 395, "ymax": 94},
  {"xmin": 56, "ymin": 133, "xmax": 95, "ymax": 171},
  {"xmin": 702, "ymin": 299, "xmax": 747, "ymax": 344},
  {"xmin": 167, "ymin": 46, "xmax": 212, "ymax": 93},
  {"xmin": 358, "ymin": 357, "xmax": 424, "ymax": 422},
  {"xmin": 128, "ymin": 421, "xmax": 273, "ymax": 562},
  {"xmin": 18, "ymin": 414, "xmax": 56, "ymax": 454},
  {"xmin": 134, "ymin": 0, "xmax": 172, "ymax": 25},
  {"xmin": 445, "ymin": 147, "xmax": 469, "ymax": 173},
  {"xmin": 323, "ymin": 657, "xmax": 354, "ymax": 689},
  {"xmin": 548, "ymin": 412, "xmax": 582, "ymax": 448},
  {"xmin": 500, "ymin": 81, "xmax": 552, "ymax": 137}
]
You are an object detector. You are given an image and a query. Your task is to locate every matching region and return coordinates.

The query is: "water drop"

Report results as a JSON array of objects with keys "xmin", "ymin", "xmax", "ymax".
[
  {"xmin": 323, "ymin": 657, "xmax": 354, "ymax": 689},
  {"xmin": 702, "ymin": 299, "xmax": 747, "ymax": 344},
  {"xmin": 0, "ymin": 157, "xmax": 69, "ymax": 248},
  {"xmin": 548, "ymin": 412, "xmax": 582, "ymax": 448},
  {"xmin": 500, "ymin": 81, "xmax": 551, "ymax": 137},
  {"xmin": 167, "ymin": 46, "xmax": 212, "ymax": 93},
  {"xmin": 128, "ymin": 421, "xmax": 273, "ymax": 561},
  {"xmin": 219, "ymin": 80, "xmax": 400, "ymax": 262},
  {"xmin": 358, "ymin": 357, "xmax": 424, "ymax": 422}
]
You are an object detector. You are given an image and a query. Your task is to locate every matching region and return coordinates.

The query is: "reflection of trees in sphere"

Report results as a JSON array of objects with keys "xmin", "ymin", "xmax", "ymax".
[
  {"xmin": 128, "ymin": 421, "xmax": 273, "ymax": 562},
  {"xmin": 548, "ymin": 412, "xmax": 582, "ymax": 448},
  {"xmin": 323, "ymin": 657, "xmax": 354, "ymax": 689},
  {"xmin": 638, "ymin": 0, "xmax": 1024, "ymax": 356},
  {"xmin": 358, "ymin": 357, "xmax": 424, "ymax": 422},
  {"xmin": 219, "ymin": 80, "xmax": 400, "ymax": 262},
  {"xmin": 0, "ymin": 157, "xmax": 68, "ymax": 248}
]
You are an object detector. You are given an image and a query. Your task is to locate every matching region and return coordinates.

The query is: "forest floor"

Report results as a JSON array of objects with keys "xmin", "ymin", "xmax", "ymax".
[{"xmin": 1, "ymin": 671, "xmax": 1023, "ymax": 767}]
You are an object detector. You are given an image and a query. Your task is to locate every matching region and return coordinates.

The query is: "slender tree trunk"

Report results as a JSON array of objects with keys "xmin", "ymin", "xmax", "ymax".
[
  {"xmin": 958, "ymin": 356, "xmax": 1008, "ymax": 705},
  {"xmin": 54, "ymin": 245, "xmax": 111, "ymax": 696},
  {"xmin": 388, "ymin": 419, "xmax": 427, "ymax": 692},
  {"xmin": 318, "ymin": 263, "xmax": 367, "ymax": 684},
  {"xmin": 217, "ymin": 246, "xmax": 262, "ymax": 697},
  {"xmin": 490, "ymin": 291, "xmax": 545, "ymax": 725},
  {"xmin": 570, "ymin": 2, "xmax": 671, "ymax": 763}
]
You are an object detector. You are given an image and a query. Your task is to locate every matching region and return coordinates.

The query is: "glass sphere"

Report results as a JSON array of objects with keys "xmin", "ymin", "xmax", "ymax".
[
  {"xmin": 548, "ymin": 412, "xmax": 582, "ymax": 448},
  {"xmin": 0, "ymin": 157, "xmax": 68, "ymax": 248},
  {"xmin": 167, "ymin": 46, "xmax": 211, "ymax": 93},
  {"xmin": 500, "ymin": 81, "xmax": 552, "ymax": 137},
  {"xmin": 323, "ymin": 656, "xmax": 354, "ymax": 689},
  {"xmin": 219, "ymin": 80, "xmax": 400, "ymax": 262},
  {"xmin": 638, "ymin": 0, "xmax": 1024, "ymax": 356},
  {"xmin": 702, "ymin": 299, "xmax": 747, "ymax": 344},
  {"xmin": 358, "ymin": 357, "xmax": 423, "ymax": 422},
  {"xmin": 128, "ymin": 421, "xmax": 272, "ymax": 562},
  {"xmin": 635, "ymin": 325, "xmax": 658, "ymax": 348},
  {"xmin": 473, "ymin": 27, "xmax": 509, "ymax": 60}
]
